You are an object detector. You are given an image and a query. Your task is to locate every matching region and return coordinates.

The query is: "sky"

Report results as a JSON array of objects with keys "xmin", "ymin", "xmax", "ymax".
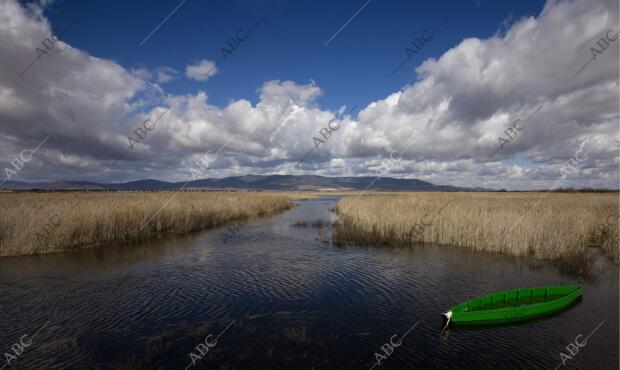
[{"xmin": 0, "ymin": 0, "xmax": 618, "ymax": 190}]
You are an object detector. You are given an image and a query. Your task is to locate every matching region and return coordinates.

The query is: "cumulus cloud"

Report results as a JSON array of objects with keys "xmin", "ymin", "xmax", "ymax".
[
  {"xmin": 155, "ymin": 66, "xmax": 178, "ymax": 83},
  {"xmin": 0, "ymin": 0, "xmax": 617, "ymax": 190},
  {"xmin": 336, "ymin": 0, "xmax": 619, "ymax": 188},
  {"xmin": 185, "ymin": 59, "xmax": 218, "ymax": 81},
  {"xmin": 131, "ymin": 66, "xmax": 178, "ymax": 84}
]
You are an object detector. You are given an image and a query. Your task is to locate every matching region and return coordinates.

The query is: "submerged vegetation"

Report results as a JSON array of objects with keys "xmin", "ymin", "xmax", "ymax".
[
  {"xmin": 0, "ymin": 191, "xmax": 292, "ymax": 257},
  {"xmin": 292, "ymin": 218, "xmax": 329, "ymax": 228},
  {"xmin": 332, "ymin": 192, "xmax": 619, "ymax": 264}
]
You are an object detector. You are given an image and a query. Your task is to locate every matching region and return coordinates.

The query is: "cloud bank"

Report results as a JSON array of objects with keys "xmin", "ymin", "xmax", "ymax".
[{"xmin": 0, "ymin": 0, "xmax": 617, "ymax": 189}]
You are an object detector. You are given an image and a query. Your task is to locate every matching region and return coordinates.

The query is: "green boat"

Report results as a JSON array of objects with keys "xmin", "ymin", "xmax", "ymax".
[{"xmin": 442, "ymin": 285, "xmax": 582, "ymax": 328}]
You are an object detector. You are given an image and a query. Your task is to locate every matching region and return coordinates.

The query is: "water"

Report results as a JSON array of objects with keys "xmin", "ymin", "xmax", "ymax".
[{"xmin": 0, "ymin": 196, "xmax": 617, "ymax": 369}]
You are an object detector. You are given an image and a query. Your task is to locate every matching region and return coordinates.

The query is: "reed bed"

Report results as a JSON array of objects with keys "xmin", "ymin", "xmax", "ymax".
[
  {"xmin": 332, "ymin": 192, "xmax": 619, "ymax": 263},
  {"xmin": 0, "ymin": 191, "xmax": 292, "ymax": 257}
]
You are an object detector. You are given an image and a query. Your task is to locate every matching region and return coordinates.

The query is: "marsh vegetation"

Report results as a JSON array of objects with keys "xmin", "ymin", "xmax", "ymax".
[
  {"xmin": 332, "ymin": 192, "xmax": 619, "ymax": 263},
  {"xmin": 0, "ymin": 191, "xmax": 292, "ymax": 257}
]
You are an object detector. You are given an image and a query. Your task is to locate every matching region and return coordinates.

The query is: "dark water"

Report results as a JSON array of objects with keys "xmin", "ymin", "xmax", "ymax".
[{"xmin": 0, "ymin": 196, "xmax": 618, "ymax": 369}]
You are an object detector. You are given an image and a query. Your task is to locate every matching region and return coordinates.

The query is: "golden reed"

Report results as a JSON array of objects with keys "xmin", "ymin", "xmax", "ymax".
[
  {"xmin": 333, "ymin": 192, "xmax": 619, "ymax": 263},
  {"xmin": 0, "ymin": 191, "xmax": 291, "ymax": 257}
]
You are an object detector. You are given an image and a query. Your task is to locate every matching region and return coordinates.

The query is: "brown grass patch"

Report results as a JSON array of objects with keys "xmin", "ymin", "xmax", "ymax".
[
  {"xmin": 332, "ymin": 192, "xmax": 619, "ymax": 263},
  {"xmin": 0, "ymin": 191, "xmax": 291, "ymax": 257}
]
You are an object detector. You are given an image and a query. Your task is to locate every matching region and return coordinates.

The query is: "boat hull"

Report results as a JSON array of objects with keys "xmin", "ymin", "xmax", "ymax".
[{"xmin": 445, "ymin": 285, "xmax": 582, "ymax": 326}]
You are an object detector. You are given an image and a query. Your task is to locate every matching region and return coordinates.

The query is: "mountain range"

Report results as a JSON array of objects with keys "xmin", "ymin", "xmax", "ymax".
[{"xmin": 1, "ymin": 175, "xmax": 488, "ymax": 192}]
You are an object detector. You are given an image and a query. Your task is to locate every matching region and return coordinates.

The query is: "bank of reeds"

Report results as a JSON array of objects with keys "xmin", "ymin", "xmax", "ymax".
[
  {"xmin": 332, "ymin": 192, "xmax": 619, "ymax": 263},
  {"xmin": 0, "ymin": 191, "xmax": 292, "ymax": 257}
]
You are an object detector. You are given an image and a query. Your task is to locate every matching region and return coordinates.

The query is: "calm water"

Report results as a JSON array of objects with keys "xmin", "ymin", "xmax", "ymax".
[{"xmin": 0, "ymin": 196, "xmax": 618, "ymax": 369}]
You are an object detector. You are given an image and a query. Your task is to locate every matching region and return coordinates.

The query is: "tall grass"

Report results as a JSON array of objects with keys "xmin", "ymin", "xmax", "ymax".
[
  {"xmin": 0, "ymin": 191, "xmax": 292, "ymax": 257},
  {"xmin": 332, "ymin": 192, "xmax": 619, "ymax": 263}
]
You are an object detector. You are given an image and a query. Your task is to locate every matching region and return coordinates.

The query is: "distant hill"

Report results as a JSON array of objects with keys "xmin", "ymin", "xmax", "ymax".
[{"xmin": 0, "ymin": 175, "xmax": 486, "ymax": 192}]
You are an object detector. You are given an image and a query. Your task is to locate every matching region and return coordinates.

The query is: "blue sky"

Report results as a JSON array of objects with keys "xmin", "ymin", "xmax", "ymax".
[
  {"xmin": 45, "ymin": 0, "xmax": 543, "ymax": 109},
  {"xmin": 1, "ymin": 0, "xmax": 618, "ymax": 189}
]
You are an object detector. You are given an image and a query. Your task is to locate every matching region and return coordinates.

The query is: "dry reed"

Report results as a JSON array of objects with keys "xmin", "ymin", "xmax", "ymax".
[
  {"xmin": 0, "ymin": 191, "xmax": 292, "ymax": 257},
  {"xmin": 332, "ymin": 192, "xmax": 619, "ymax": 263}
]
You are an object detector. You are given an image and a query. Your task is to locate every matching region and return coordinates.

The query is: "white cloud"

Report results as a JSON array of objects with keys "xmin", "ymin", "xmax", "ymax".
[
  {"xmin": 185, "ymin": 59, "xmax": 218, "ymax": 81},
  {"xmin": 0, "ymin": 0, "xmax": 617, "ymax": 190},
  {"xmin": 131, "ymin": 67, "xmax": 152, "ymax": 81},
  {"xmin": 330, "ymin": 0, "xmax": 619, "ymax": 188},
  {"xmin": 155, "ymin": 66, "xmax": 178, "ymax": 83}
]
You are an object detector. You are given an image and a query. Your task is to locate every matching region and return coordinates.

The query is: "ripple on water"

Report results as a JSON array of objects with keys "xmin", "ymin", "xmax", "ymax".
[{"xmin": 0, "ymin": 197, "xmax": 617, "ymax": 369}]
